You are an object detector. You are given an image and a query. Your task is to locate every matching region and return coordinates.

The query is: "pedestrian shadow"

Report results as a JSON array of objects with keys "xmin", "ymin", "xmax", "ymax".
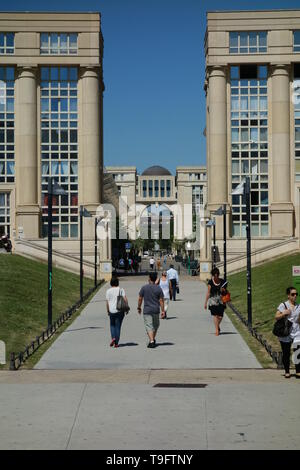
[
  {"xmin": 118, "ymin": 342, "xmax": 139, "ymax": 347},
  {"xmin": 65, "ymin": 327, "xmax": 103, "ymax": 332},
  {"xmin": 165, "ymin": 316, "xmax": 177, "ymax": 320},
  {"xmin": 156, "ymin": 342, "xmax": 174, "ymax": 347}
]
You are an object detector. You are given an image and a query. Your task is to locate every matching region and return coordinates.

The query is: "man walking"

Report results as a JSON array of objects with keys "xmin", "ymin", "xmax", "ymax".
[
  {"xmin": 137, "ymin": 273, "xmax": 165, "ymax": 348},
  {"xmin": 167, "ymin": 264, "xmax": 179, "ymax": 301}
]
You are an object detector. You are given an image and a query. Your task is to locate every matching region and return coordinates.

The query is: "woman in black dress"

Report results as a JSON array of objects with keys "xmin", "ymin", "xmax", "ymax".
[{"xmin": 204, "ymin": 267, "xmax": 226, "ymax": 336}]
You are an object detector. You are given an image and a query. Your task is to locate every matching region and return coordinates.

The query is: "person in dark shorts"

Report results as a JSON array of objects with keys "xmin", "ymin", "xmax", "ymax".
[
  {"xmin": 204, "ymin": 267, "xmax": 226, "ymax": 336},
  {"xmin": 137, "ymin": 272, "xmax": 165, "ymax": 348}
]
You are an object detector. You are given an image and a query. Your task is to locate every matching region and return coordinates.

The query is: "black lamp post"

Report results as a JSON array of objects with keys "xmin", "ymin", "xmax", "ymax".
[
  {"xmin": 232, "ymin": 177, "xmax": 252, "ymax": 327},
  {"xmin": 80, "ymin": 205, "xmax": 92, "ymax": 302},
  {"xmin": 206, "ymin": 218, "xmax": 216, "ymax": 269},
  {"xmin": 47, "ymin": 177, "xmax": 67, "ymax": 328},
  {"xmin": 94, "ymin": 217, "xmax": 100, "ymax": 288},
  {"xmin": 212, "ymin": 205, "xmax": 227, "ymax": 282}
]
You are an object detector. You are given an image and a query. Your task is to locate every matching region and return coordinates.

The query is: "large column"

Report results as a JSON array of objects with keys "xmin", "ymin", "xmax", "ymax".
[
  {"xmin": 207, "ymin": 65, "xmax": 228, "ymax": 241},
  {"xmin": 15, "ymin": 66, "xmax": 39, "ymax": 238},
  {"xmin": 270, "ymin": 64, "xmax": 294, "ymax": 237},
  {"xmin": 79, "ymin": 66, "xmax": 102, "ymax": 211},
  {"xmin": 79, "ymin": 66, "xmax": 103, "ymax": 247}
]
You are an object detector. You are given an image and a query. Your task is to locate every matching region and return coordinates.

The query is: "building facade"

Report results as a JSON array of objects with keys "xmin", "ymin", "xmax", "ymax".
[
  {"xmin": 204, "ymin": 10, "xmax": 300, "ymax": 276},
  {"xmin": 0, "ymin": 12, "xmax": 106, "ymax": 273}
]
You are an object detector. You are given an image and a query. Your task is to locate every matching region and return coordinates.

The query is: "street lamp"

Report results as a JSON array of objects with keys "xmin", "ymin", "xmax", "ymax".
[
  {"xmin": 47, "ymin": 177, "xmax": 67, "ymax": 327},
  {"xmin": 212, "ymin": 205, "xmax": 227, "ymax": 281},
  {"xmin": 80, "ymin": 206, "xmax": 92, "ymax": 302},
  {"xmin": 231, "ymin": 177, "xmax": 252, "ymax": 327},
  {"xmin": 185, "ymin": 241, "xmax": 192, "ymax": 274},
  {"xmin": 94, "ymin": 217, "xmax": 101, "ymax": 288},
  {"xmin": 206, "ymin": 218, "xmax": 216, "ymax": 269}
]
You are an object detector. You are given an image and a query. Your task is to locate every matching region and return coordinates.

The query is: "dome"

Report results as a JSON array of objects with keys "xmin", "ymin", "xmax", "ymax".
[{"xmin": 141, "ymin": 165, "xmax": 172, "ymax": 176}]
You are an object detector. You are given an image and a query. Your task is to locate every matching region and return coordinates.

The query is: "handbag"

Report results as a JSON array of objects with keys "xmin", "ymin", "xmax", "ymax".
[
  {"xmin": 272, "ymin": 303, "xmax": 292, "ymax": 337},
  {"xmin": 117, "ymin": 289, "xmax": 130, "ymax": 314},
  {"xmin": 221, "ymin": 290, "xmax": 231, "ymax": 303}
]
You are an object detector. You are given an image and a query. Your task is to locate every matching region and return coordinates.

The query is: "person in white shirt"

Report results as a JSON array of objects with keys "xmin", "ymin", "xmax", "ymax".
[
  {"xmin": 275, "ymin": 286, "xmax": 300, "ymax": 378},
  {"xmin": 106, "ymin": 277, "xmax": 128, "ymax": 348},
  {"xmin": 290, "ymin": 306, "xmax": 300, "ymax": 378},
  {"xmin": 167, "ymin": 264, "xmax": 179, "ymax": 301},
  {"xmin": 149, "ymin": 257, "xmax": 155, "ymax": 271}
]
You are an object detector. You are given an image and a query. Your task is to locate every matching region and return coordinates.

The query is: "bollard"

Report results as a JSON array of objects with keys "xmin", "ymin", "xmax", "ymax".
[{"xmin": 10, "ymin": 352, "xmax": 16, "ymax": 371}]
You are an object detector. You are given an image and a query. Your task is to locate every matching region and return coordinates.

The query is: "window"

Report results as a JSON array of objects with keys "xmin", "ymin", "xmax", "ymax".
[
  {"xmin": 0, "ymin": 67, "xmax": 15, "ymax": 183},
  {"xmin": 0, "ymin": 192, "xmax": 10, "ymax": 237},
  {"xmin": 294, "ymin": 31, "xmax": 300, "ymax": 52},
  {"xmin": 0, "ymin": 33, "xmax": 14, "ymax": 54},
  {"xmin": 41, "ymin": 67, "xmax": 78, "ymax": 238},
  {"xmin": 229, "ymin": 32, "xmax": 267, "ymax": 54},
  {"xmin": 230, "ymin": 65, "xmax": 269, "ymax": 237},
  {"xmin": 40, "ymin": 33, "xmax": 78, "ymax": 55},
  {"xmin": 166, "ymin": 180, "xmax": 171, "ymax": 198},
  {"xmin": 148, "ymin": 180, "xmax": 153, "ymax": 198}
]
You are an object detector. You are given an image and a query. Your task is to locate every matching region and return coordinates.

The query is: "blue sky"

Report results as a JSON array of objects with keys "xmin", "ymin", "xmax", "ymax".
[{"xmin": 8, "ymin": 0, "xmax": 300, "ymax": 174}]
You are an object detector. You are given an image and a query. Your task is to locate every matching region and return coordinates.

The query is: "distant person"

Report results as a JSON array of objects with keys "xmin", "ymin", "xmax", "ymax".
[
  {"xmin": 167, "ymin": 264, "xmax": 179, "ymax": 301},
  {"xmin": 128, "ymin": 258, "xmax": 133, "ymax": 272},
  {"xmin": 163, "ymin": 255, "xmax": 167, "ymax": 267},
  {"xmin": 204, "ymin": 267, "xmax": 227, "ymax": 336},
  {"xmin": 149, "ymin": 257, "xmax": 155, "ymax": 271},
  {"xmin": 106, "ymin": 277, "xmax": 128, "ymax": 348},
  {"xmin": 156, "ymin": 271, "xmax": 171, "ymax": 319},
  {"xmin": 137, "ymin": 272, "xmax": 165, "ymax": 348},
  {"xmin": 274, "ymin": 287, "xmax": 300, "ymax": 378},
  {"xmin": 156, "ymin": 257, "xmax": 161, "ymax": 271}
]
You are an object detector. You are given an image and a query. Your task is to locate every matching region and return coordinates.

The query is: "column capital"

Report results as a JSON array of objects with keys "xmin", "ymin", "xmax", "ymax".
[
  {"xmin": 206, "ymin": 65, "xmax": 227, "ymax": 79},
  {"xmin": 16, "ymin": 65, "xmax": 38, "ymax": 79},
  {"xmin": 270, "ymin": 63, "xmax": 291, "ymax": 77},
  {"xmin": 79, "ymin": 65, "xmax": 101, "ymax": 78}
]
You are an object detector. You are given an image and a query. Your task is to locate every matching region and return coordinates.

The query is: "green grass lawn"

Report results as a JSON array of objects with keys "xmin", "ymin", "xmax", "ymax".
[
  {"xmin": 0, "ymin": 253, "xmax": 95, "ymax": 368},
  {"xmin": 228, "ymin": 252, "xmax": 300, "ymax": 355}
]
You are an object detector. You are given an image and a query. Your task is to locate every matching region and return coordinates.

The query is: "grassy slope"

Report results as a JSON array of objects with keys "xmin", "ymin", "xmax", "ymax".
[
  {"xmin": 228, "ymin": 252, "xmax": 300, "ymax": 353},
  {"xmin": 0, "ymin": 253, "xmax": 94, "ymax": 366}
]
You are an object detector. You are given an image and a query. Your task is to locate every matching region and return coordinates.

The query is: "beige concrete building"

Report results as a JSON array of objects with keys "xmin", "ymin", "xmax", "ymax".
[
  {"xmin": 0, "ymin": 12, "xmax": 109, "ymax": 276},
  {"xmin": 203, "ymin": 9, "xmax": 300, "ymax": 277},
  {"xmin": 106, "ymin": 165, "xmax": 207, "ymax": 246}
]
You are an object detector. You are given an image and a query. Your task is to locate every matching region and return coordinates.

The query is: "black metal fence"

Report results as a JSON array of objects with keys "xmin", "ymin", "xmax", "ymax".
[
  {"xmin": 10, "ymin": 281, "xmax": 104, "ymax": 371},
  {"xmin": 228, "ymin": 302, "xmax": 283, "ymax": 368}
]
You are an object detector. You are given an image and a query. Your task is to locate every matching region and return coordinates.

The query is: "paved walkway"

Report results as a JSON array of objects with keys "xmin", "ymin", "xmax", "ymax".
[
  {"xmin": 1, "ymin": 277, "xmax": 300, "ymax": 450},
  {"xmin": 34, "ymin": 277, "xmax": 261, "ymax": 370}
]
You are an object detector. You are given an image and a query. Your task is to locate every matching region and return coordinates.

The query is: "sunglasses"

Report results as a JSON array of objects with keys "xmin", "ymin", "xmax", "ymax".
[{"xmin": 291, "ymin": 293, "xmax": 298, "ymax": 296}]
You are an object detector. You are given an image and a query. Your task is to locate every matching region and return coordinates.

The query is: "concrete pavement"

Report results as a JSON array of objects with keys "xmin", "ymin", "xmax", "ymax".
[
  {"xmin": 1, "ymin": 276, "xmax": 299, "ymax": 450},
  {"xmin": 34, "ymin": 277, "xmax": 261, "ymax": 370}
]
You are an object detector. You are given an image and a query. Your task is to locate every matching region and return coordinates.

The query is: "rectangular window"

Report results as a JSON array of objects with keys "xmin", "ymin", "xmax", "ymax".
[
  {"xmin": 0, "ymin": 67, "xmax": 15, "ymax": 183},
  {"xmin": 0, "ymin": 33, "xmax": 14, "ymax": 54},
  {"xmin": 40, "ymin": 33, "xmax": 78, "ymax": 55},
  {"xmin": 166, "ymin": 180, "xmax": 171, "ymax": 198},
  {"xmin": 0, "ymin": 192, "xmax": 10, "ymax": 237},
  {"xmin": 229, "ymin": 31, "xmax": 267, "ymax": 54},
  {"xmin": 148, "ymin": 180, "xmax": 153, "ymax": 198},
  {"xmin": 230, "ymin": 65, "xmax": 269, "ymax": 237},
  {"xmin": 293, "ymin": 31, "xmax": 300, "ymax": 52},
  {"xmin": 41, "ymin": 67, "xmax": 78, "ymax": 238}
]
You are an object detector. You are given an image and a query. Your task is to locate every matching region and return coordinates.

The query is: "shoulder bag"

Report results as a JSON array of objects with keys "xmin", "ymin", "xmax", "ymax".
[
  {"xmin": 272, "ymin": 302, "xmax": 292, "ymax": 337},
  {"xmin": 117, "ymin": 289, "xmax": 130, "ymax": 314}
]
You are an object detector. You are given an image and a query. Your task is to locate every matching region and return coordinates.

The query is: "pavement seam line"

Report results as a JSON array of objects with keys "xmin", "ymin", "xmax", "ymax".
[{"xmin": 65, "ymin": 383, "xmax": 87, "ymax": 450}]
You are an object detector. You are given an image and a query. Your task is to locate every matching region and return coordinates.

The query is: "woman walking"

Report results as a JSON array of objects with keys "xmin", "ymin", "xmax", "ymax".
[
  {"xmin": 106, "ymin": 277, "xmax": 128, "ymax": 348},
  {"xmin": 275, "ymin": 287, "xmax": 300, "ymax": 378},
  {"xmin": 204, "ymin": 267, "xmax": 226, "ymax": 336},
  {"xmin": 156, "ymin": 271, "xmax": 171, "ymax": 319}
]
